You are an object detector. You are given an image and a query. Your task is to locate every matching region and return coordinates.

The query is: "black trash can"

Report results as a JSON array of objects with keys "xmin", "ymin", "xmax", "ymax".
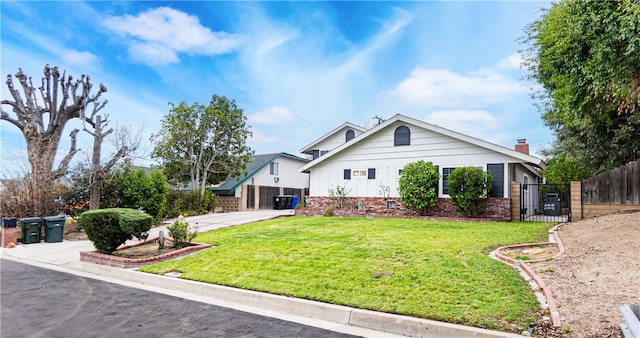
[
  {"xmin": 43, "ymin": 215, "xmax": 66, "ymax": 243},
  {"xmin": 273, "ymin": 196, "xmax": 284, "ymax": 210},
  {"xmin": 283, "ymin": 195, "xmax": 293, "ymax": 209},
  {"xmin": 543, "ymin": 193, "xmax": 561, "ymax": 216},
  {"xmin": 19, "ymin": 217, "xmax": 43, "ymax": 244},
  {"xmin": 2, "ymin": 217, "xmax": 17, "ymax": 228}
]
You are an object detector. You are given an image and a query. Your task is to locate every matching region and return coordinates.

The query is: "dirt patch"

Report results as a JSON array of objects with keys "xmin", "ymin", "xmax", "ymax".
[
  {"xmin": 63, "ymin": 218, "xmax": 88, "ymax": 241},
  {"xmin": 111, "ymin": 241, "xmax": 182, "ymax": 259},
  {"xmin": 499, "ymin": 243, "xmax": 559, "ymax": 261},
  {"xmin": 529, "ymin": 212, "xmax": 640, "ymax": 337}
]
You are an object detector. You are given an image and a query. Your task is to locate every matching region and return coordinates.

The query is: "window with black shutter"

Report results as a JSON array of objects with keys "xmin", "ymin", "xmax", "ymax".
[
  {"xmin": 368, "ymin": 168, "xmax": 376, "ymax": 179},
  {"xmin": 487, "ymin": 163, "xmax": 504, "ymax": 197},
  {"xmin": 344, "ymin": 169, "xmax": 351, "ymax": 180}
]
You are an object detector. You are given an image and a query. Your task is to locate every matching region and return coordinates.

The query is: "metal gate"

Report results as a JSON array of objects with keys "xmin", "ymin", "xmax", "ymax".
[{"xmin": 520, "ymin": 183, "xmax": 571, "ymax": 222}]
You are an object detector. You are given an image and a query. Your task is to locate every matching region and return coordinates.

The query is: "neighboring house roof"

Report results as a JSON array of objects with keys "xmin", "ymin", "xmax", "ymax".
[
  {"xmin": 212, "ymin": 152, "xmax": 310, "ymax": 192},
  {"xmin": 300, "ymin": 114, "xmax": 546, "ymax": 173},
  {"xmin": 300, "ymin": 122, "xmax": 367, "ymax": 155}
]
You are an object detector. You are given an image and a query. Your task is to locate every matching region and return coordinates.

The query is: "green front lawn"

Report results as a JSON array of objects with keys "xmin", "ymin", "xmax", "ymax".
[{"xmin": 141, "ymin": 217, "xmax": 552, "ymax": 331}]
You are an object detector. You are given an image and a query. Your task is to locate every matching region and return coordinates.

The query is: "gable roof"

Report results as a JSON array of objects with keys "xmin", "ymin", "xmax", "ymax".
[
  {"xmin": 300, "ymin": 122, "xmax": 367, "ymax": 154},
  {"xmin": 212, "ymin": 152, "xmax": 309, "ymax": 192},
  {"xmin": 300, "ymin": 114, "xmax": 546, "ymax": 173}
]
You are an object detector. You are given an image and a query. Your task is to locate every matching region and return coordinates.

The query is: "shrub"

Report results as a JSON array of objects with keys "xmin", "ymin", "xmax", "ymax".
[
  {"xmin": 80, "ymin": 208, "xmax": 153, "ymax": 254},
  {"xmin": 328, "ymin": 185, "xmax": 351, "ymax": 209},
  {"xmin": 164, "ymin": 189, "xmax": 218, "ymax": 218},
  {"xmin": 447, "ymin": 167, "xmax": 493, "ymax": 217},
  {"xmin": 323, "ymin": 205, "xmax": 335, "ymax": 217},
  {"xmin": 102, "ymin": 165, "xmax": 168, "ymax": 223},
  {"xmin": 398, "ymin": 160, "xmax": 440, "ymax": 215},
  {"xmin": 166, "ymin": 215, "xmax": 198, "ymax": 248}
]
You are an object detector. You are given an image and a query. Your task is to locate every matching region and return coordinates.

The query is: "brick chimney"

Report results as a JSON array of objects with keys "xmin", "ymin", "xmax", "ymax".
[{"xmin": 515, "ymin": 139, "xmax": 529, "ymax": 154}]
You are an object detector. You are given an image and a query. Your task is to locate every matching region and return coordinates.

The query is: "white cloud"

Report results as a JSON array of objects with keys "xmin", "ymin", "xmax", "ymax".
[
  {"xmin": 497, "ymin": 53, "xmax": 522, "ymax": 70},
  {"xmin": 103, "ymin": 7, "xmax": 240, "ymax": 65},
  {"xmin": 248, "ymin": 107, "xmax": 298, "ymax": 126},
  {"xmin": 61, "ymin": 49, "xmax": 98, "ymax": 66},
  {"xmin": 388, "ymin": 66, "xmax": 527, "ymax": 108},
  {"xmin": 424, "ymin": 110, "xmax": 498, "ymax": 133}
]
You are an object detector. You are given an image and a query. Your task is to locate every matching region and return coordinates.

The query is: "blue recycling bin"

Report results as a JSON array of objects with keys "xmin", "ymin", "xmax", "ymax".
[{"xmin": 291, "ymin": 196, "xmax": 299, "ymax": 209}]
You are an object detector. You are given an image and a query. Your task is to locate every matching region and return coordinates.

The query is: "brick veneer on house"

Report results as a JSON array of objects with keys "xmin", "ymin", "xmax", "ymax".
[{"xmin": 297, "ymin": 196, "xmax": 511, "ymax": 221}]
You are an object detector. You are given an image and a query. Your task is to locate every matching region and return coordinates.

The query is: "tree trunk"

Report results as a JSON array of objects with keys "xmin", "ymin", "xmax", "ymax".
[
  {"xmin": 89, "ymin": 116, "xmax": 104, "ymax": 210},
  {"xmin": 27, "ymin": 134, "xmax": 61, "ymax": 216}
]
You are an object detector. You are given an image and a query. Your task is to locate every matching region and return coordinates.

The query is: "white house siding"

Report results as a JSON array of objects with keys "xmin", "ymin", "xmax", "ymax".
[
  {"xmin": 312, "ymin": 126, "xmax": 364, "ymax": 155},
  {"xmin": 252, "ymin": 156, "xmax": 309, "ymax": 189},
  {"xmin": 309, "ymin": 121, "xmax": 519, "ymax": 198}
]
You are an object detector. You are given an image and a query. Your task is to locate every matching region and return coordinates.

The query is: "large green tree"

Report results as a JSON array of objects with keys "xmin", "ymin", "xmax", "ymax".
[
  {"xmin": 523, "ymin": 0, "xmax": 640, "ymax": 172},
  {"xmin": 152, "ymin": 95, "xmax": 253, "ymax": 200}
]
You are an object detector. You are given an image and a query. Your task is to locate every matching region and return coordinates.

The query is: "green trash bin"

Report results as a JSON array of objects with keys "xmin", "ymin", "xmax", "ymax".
[
  {"xmin": 19, "ymin": 217, "xmax": 42, "ymax": 244},
  {"xmin": 43, "ymin": 215, "xmax": 66, "ymax": 243}
]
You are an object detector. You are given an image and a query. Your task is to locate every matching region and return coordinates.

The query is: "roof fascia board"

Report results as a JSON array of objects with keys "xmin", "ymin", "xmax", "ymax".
[{"xmin": 299, "ymin": 122, "xmax": 366, "ymax": 153}]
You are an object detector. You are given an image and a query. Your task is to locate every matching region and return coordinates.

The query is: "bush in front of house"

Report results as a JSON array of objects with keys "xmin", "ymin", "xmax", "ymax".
[
  {"xmin": 164, "ymin": 189, "xmax": 218, "ymax": 218},
  {"xmin": 80, "ymin": 208, "xmax": 153, "ymax": 254},
  {"xmin": 398, "ymin": 160, "xmax": 440, "ymax": 215},
  {"xmin": 447, "ymin": 167, "xmax": 493, "ymax": 217}
]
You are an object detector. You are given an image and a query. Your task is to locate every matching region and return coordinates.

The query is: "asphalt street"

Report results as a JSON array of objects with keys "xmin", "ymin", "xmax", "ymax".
[{"xmin": 0, "ymin": 259, "xmax": 360, "ymax": 337}]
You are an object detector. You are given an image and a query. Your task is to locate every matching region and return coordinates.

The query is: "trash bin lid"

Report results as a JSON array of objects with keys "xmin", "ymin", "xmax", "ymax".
[
  {"xmin": 19, "ymin": 217, "xmax": 43, "ymax": 222},
  {"xmin": 43, "ymin": 215, "xmax": 67, "ymax": 221}
]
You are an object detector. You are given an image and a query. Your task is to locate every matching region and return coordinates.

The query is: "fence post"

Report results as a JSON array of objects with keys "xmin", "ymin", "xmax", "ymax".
[
  {"xmin": 570, "ymin": 181, "xmax": 582, "ymax": 221},
  {"xmin": 510, "ymin": 181, "xmax": 520, "ymax": 221}
]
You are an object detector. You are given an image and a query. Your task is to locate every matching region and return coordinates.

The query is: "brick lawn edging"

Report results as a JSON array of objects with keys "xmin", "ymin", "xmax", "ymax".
[
  {"xmin": 80, "ymin": 236, "xmax": 212, "ymax": 269},
  {"xmin": 296, "ymin": 196, "xmax": 511, "ymax": 221},
  {"xmin": 492, "ymin": 224, "xmax": 566, "ymax": 328}
]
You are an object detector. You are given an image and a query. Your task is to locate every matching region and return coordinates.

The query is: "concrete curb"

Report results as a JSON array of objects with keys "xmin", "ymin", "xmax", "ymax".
[{"xmin": 64, "ymin": 260, "xmax": 523, "ymax": 338}]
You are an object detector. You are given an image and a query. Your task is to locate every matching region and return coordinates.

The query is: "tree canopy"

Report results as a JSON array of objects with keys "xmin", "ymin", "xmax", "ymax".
[
  {"xmin": 523, "ymin": 0, "xmax": 640, "ymax": 173},
  {"xmin": 152, "ymin": 95, "xmax": 253, "ymax": 199}
]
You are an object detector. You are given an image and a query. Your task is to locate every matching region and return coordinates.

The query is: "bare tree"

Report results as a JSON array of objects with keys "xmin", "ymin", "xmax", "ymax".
[
  {"xmin": 1, "ymin": 65, "xmax": 107, "ymax": 216},
  {"xmin": 84, "ymin": 116, "xmax": 140, "ymax": 210}
]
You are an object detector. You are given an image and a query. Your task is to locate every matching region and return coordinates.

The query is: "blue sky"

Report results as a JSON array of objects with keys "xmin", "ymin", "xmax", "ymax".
[{"xmin": 1, "ymin": 1, "xmax": 552, "ymax": 178}]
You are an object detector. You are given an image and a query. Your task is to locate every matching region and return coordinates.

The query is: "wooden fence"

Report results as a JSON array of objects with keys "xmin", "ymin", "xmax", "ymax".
[{"xmin": 581, "ymin": 160, "xmax": 640, "ymax": 205}]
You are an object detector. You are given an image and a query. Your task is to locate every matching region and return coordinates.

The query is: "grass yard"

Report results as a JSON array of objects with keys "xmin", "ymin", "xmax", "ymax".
[{"xmin": 141, "ymin": 217, "xmax": 553, "ymax": 331}]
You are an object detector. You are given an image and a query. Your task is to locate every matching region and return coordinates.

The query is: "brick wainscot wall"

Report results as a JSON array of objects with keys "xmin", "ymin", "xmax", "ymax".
[{"xmin": 296, "ymin": 196, "xmax": 511, "ymax": 221}]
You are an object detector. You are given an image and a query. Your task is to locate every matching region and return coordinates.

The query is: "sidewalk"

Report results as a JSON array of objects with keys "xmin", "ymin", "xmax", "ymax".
[{"xmin": 1, "ymin": 210, "xmax": 521, "ymax": 338}]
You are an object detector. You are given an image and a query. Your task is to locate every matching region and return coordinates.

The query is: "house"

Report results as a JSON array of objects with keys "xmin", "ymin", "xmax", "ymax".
[
  {"xmin": 298, "ymin": 114, "xmax": 545, "ymax": 219},
  {"xmin": 211, "ymin": 153, "xmax": 310, "ymax": 212}
]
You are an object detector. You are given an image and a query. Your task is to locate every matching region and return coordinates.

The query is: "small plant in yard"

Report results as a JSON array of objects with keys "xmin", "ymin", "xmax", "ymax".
[
  {"xmin": 322, "ymin": 205, "xmax": 335, "ymax": 217},
  {"xmin": 328, "ymin": 185, "xmax": 351, "ymax": 209},
  {"xmin": 167, "ymin": 215, "xmax": 198, "ymax": 248}
]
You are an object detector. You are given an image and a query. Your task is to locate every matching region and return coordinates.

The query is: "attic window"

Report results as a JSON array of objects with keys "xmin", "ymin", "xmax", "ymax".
[
  {"xmin": 346, "ymin": 130, "xmax": 355, "ymax": 142},
  {"xmin": 270, "ymin": 162, "xmax": 279, "ymax": 176},
  {"xmin": 394, "ymin": 126, "xmax": 410, "ymax": 146}
]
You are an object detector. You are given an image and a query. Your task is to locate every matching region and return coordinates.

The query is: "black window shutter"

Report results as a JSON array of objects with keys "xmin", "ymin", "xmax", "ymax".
[
  {"xmin": 368, "ymin": 168, "xmax": 376, "ymax": 179},
  {"xmin": 344, "ymin": 169, "xmax": 351, "ymax": 180},
  {"xmin": 487, "ymin": 163, "xmax": 504, "ymax": 198}
]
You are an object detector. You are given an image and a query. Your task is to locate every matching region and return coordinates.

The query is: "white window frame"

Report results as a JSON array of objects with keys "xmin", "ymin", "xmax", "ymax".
[
  {"xmin": 352, "ymin": 169, "xmax": 367, "ymax": 179},
  {"xmin": 270, "ymin": 162, "xmax": 279, "ymax": 176}
]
